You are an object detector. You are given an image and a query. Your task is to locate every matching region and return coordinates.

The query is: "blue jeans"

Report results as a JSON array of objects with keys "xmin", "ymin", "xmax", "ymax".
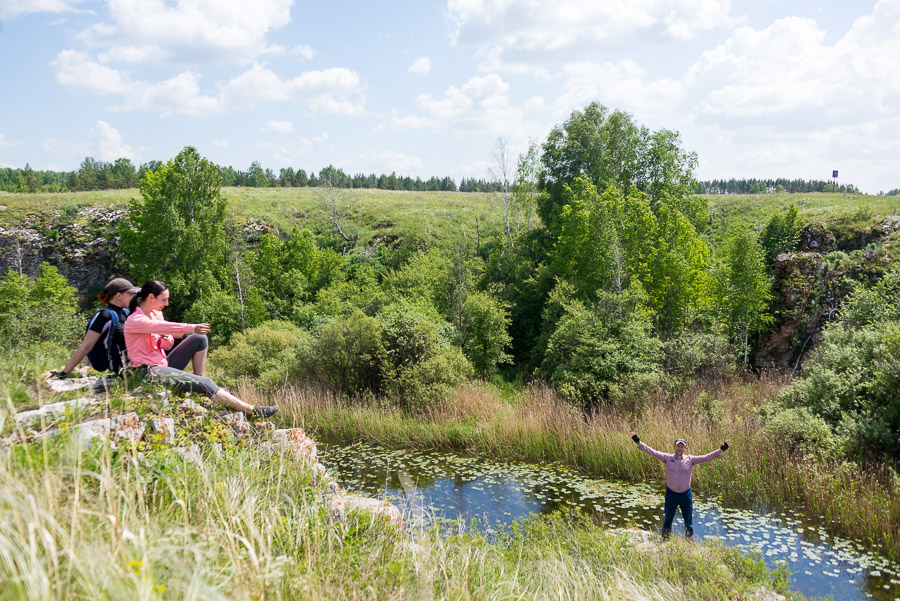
[{"xmin": 662, "ymin": 487, "xmax": 693, "ymax": 537}]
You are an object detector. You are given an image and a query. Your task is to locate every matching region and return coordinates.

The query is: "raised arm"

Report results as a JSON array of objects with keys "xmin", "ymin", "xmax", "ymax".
[
  {"xmin": 690, "ymin": 440, "xmax": 731, "ymax": 465},
  {"xmin": 631, "ymin": 432, "xmax": 670, "ymax": 463}
]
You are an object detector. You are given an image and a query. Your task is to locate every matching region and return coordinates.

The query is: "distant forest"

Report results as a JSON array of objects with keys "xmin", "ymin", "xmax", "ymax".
[
  {"xmin": 696, "ymin": 178, "xmax": 864, "ymax": 195},
  {"xmin": 0, "ymin": 157, "xmax": 890, "ymax": 196},
  {"xmin": 0, "ymin": 158, "xmax": 494, "ymax": 194}
]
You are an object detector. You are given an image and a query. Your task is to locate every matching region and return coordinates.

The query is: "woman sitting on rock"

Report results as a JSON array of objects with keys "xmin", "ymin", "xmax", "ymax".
[
  {"xmin": 52, "ymin": 277, "xmax": 140, "ymax": 378},
  {"xmin": 629, "ymin": 431, "xmax": 730, "ymax": 539},
  {"xmin": 124, "ymin": 279, "xmax": 277, "ymax": 417}
]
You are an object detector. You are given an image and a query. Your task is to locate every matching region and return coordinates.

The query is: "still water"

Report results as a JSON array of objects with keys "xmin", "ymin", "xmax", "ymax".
[{"xmin": 320, "ymin": 442, "xmax": 900, "ymax": 601}]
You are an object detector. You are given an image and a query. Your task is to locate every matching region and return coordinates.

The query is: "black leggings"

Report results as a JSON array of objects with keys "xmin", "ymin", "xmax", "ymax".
[{"xmin": 138, "ymin": 335, "xmax": 221, "ymax": 398}]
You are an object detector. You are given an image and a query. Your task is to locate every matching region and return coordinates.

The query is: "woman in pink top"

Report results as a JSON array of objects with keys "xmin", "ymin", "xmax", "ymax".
[
  {"xmin": 630, "ymin": 431, "xmax": 730, "ymax": 539},
  {"xmin": 124, "ymin": 280, "xmax": 277, "ymax": 417}
]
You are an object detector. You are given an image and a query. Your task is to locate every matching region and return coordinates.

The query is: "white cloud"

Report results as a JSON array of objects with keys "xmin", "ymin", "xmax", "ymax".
[
  {"xmin": 552, "ymin": 60, "xmax": 686, "ymax": 121},
  {"xmin": 0, "ymin": 133, "xmax": 24, "ymax": 149},
  {"xmin": 52, "ymin": 53, "xmax": 366, "ymax": 117},
  {"xmin": 212, "ymin": 139, "xmax": 230, "ymax": 148},
  {"xmin": 77, "ymin": 0, "xmax": 293, "ymax": 65},
  {"xmin": 687, "ymin": 2, "xmax": 900, "ymax": 120},
  {"xmin": 0, "ymin": 0, "xmax": 84, "ymax": 21},
  {"xmin": 379, "ymin": 74, "xmax": 535, "ymax": 136},
  {"xmin": 447, "ymin": 0, "xmax": 734, "ymax": 70},
  {"xmin": 408, "ymin": 56, "xmax": 431, "ymax": 76},
  {"xmin": 40, "ymin": 121, "xmax": 133, "ymax": 162},
  {"xmin": 264, "ymin": 132, "xmax": 329, "ymax": 165},
  {"xmin": 91, "ymin": 120, "xmax": 134, "ymax": 161},
  {"xmin": 291, "ymin": 45, "xmax": 315, "ymax": 60},
  {"xmin": 262, "ymin": 120, "xmax": 295, "ymax": 133},
  {"xmin": 358, "ymin": 149, "xmax": 423, "ymax": 173},
  {"xmin": 219, "ymin": 63, "xmax": 366, "ymax": 116}
]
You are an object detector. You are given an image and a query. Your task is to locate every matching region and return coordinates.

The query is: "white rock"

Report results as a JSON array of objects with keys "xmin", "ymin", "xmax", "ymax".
[{"xmin": 14, "ymin": 397, "xmax": 101, "ymax": 427}]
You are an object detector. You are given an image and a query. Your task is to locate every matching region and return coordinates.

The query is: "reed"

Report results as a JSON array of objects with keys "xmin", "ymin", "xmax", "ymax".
[{"xmin": 278, "ymin": 378, "xmax": 900, "ymax": 563}]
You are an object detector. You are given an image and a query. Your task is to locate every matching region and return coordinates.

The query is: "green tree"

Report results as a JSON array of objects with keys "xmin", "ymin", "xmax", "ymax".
[
  {"xmin": 119, "ymin": 146, "xmax": 228, "ymax": 314},
  {"xmin": 541, "ymin": 102, "xmax": 700, "ymax": 232},
  {"xmin": 460, "ymin": 291, "xmax": 512, "ymax": 376},
  {"xmin": 0, "ymin": 264, "xmax": 80, "ymax": 355},
  {"xmin": 720, "ymin": 227, "xmax": 773, "ymax": 367}
]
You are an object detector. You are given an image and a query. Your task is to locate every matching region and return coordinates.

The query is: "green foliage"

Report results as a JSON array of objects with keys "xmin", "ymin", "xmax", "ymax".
[
  {"xmin": 0, "ymin": 264, "xmax": 81, "ymax": 356},
  {"xmin": 760, "ymin": 203, "xmax": 802, "ymax": 264},
  {"xmin": 303, "ymin": 311, "xmax": 388, "ymax": 396},
  {"xmin": 249, "ymin": 229, "xmax": 344, "ymax": 319},
  {"xmin": 780, "ymin": 271, "xmax": 900, "ymax": 458},
  {"xmin": 377, "ymin": 301, "xmax": 472, "ymax": 408},
  {"xmin": 183, "ymin": 287, "xmax": 266, "ymax": 346},
  {"xmin": 548, "ymin": 176, "xmax": 709, "ymax": 334},
  {"xmin": 539, "ymin": 285, "xmax": 661, "ymax": 406},
  {"xmin": 715, "ymin": 227, "xmax": 773, "ymax": 366},
  {"xmin": 541, "ymin": 102, "xmax": 699, "ymax": 232},
  {"xmin": 761, "ymin": 406, "xmax": 837, "ymax": 456},
  {"xmin": 460, "ymin": 291, "xmax": 512, "ymax": 376},
  {"xmin": 210, "ymin": 320, "xmax": 311, "ymax": 391},
  {"xmin": 119, "ymin": 146, "xmax": 228, "ymax": 315}
]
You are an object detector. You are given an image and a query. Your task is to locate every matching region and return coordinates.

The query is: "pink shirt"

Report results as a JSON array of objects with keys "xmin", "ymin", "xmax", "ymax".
[
  {"xmin": 637, "ymin": 442, "xmax": 722, "ymax": 493},
  {"xmin": 123, "ymin": 306, "xmax": 198, "ymax": 367}
]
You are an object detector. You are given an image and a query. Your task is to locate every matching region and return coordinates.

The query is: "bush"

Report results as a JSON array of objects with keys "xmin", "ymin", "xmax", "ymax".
[
  {"xmin": 304, "ymin": 310, "xmax": 388, "ymax": 396},
  {"xmin": 0, "ymin": 264, "xmax": 81, "ymax": 356},
  {"xmin": 539, "ymin": 288, "xmax": 661, "ymax": 407},
  {"xmin": 184, "ymin": 287, "xmax": 267, "ymax": 346},
  {"xmin": 761, "ymin": 406, "xmax": 836, "ymax": 456},
  {"xmin": 377, "ymin": 301, "xmax": 472, "ymax": 408},
  {"xmin": 210, "ymin": 320, "xmax": 311, "ymax": 391},
  {"xmin": 780, "ymin": 270, "xmax": 900, "ymax": 458}
]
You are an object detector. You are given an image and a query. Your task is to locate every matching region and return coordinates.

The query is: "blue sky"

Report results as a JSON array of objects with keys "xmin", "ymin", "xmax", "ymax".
[{"xmin": 1, "ymin": 0, "xmax": 898, "ymax": 193}]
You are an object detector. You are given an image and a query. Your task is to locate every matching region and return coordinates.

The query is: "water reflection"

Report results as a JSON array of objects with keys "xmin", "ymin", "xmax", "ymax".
[{"xmin": 320, "ymin": 443, "xmax": 900, "ymax": 601}]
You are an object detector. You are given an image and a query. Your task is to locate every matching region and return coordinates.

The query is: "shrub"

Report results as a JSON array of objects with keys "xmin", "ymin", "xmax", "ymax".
[
  {"xmin": 539, "ymin": 289, "xmax": 661, "ymax": 407},
  {"xmin": 184, "ymin": 287, "xmax": 267, "ymax": 346},
  {"xmin": 210, "ymin": 320, "xmax": 311, "ymax": 391},
  {"xmin": 780, "ymin": 270, "xmax": 900, "ymax": 459},
  {"xmin": 377, "ymin": 301, "xmax": 472, "ymax": 408},
  {"xmin": 761, "ymin": 406, "xmax": 836, "ymax": 456},
  {"xmin": 0, "ymin": 264, "xmax": 81, "ymax": 357},
  {"xmin": 303, "ymin": 310, "xmax": 388, "ymax": 396}
]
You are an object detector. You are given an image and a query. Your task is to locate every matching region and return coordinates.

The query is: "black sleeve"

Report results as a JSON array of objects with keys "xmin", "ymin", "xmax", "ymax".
[
  {"xmin": 632, "ymin": 434, "xmax": 640, "ymax": 444},
  {"xmin": 87, "ymin": 310, "xmax": 112, "ymax": 335}
]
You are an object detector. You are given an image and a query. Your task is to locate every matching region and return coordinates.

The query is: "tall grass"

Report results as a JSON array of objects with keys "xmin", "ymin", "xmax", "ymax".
[
  {"xmin": 274, "ymin": 377, "xmax": 900, "ymax": 563},
  {"xmin": 0, "ymin": 411, "xmax": 796, "ymax": 600}
]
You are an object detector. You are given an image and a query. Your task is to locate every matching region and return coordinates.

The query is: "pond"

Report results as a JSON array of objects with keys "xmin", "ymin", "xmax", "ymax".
[{"xmin": 319, "ymin": 442, "xmax": 900, "ymax": 601}]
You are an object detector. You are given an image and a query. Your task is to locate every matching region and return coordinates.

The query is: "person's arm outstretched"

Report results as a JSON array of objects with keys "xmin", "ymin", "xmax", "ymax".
[
  {"xmin": 690, "ymin": 439, "xmax": 732, "ymax": 464},
  {"xmin": 630, "ymin": 431, "xmax": 670, "ymax": 463}
]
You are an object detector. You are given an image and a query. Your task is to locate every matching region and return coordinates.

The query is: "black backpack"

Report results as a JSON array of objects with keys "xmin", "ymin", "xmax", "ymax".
[{"xmin": 86, "ymin": 307, "xmax": 129, "ymax": 373}]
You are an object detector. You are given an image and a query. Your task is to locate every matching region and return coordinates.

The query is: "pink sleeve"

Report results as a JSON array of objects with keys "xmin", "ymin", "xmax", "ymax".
[
  {"xmin": 637, "ymin": 442, "xmax": 671, "ymax": 463},
  {"xmin": 125, "ymin": 312, "xmax": 196, "ymax": 337},
  {"xmin": 690, "ymin": 449, "xmax": 722, "ymax": 465}
]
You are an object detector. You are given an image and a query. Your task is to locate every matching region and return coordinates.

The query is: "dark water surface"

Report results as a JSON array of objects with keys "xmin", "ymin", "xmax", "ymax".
[{"xmin": 319, "ymin": 442, "xmax": 900, "ymax": 601}]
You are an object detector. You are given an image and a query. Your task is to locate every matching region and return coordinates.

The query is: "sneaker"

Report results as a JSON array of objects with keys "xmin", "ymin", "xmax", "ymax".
[{"xmin": 250, "ymin": 405, "xmax": 278, "ymax": 418}]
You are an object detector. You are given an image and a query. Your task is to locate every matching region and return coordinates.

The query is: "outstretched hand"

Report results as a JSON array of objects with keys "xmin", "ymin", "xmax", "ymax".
[
  {"xmin": 630, "ymin": 431, "xmax": 640, "ymax": 444},
  {"xmin": 194, "ymin": 323, "xmax": 211, "ymax": 335},
  {"xmin": 721, "ymin": 439, "xmax": 732, "ymax": 451}
]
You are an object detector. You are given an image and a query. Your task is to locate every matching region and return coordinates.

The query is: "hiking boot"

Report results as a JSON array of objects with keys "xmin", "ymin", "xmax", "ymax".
[
  {"xmin": 685, "ymin": 527, "xmax": 694, "ymax": 540},
  {"xmin": 250, "ymin": 405, "xmax": 278, "ymax": 418}
]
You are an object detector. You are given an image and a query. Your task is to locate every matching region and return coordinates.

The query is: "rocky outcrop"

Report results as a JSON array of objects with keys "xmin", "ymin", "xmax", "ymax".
[
  {"xmin": 5, "ymin": 378, "xmax": 402, "ymax": 529},
  {"xmin": 0, "ymin": 206, "xmax": 130, "ymax": 302}
]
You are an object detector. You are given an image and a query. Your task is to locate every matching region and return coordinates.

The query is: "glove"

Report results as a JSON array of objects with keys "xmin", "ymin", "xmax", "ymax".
[
  {"xmin": 631, "ymin": 434, "xmax": 640, "ymax": 444},
  {"xmin": 720, "ymin": 441, "xmax": 729, "ymax": 451},
  {"xmin": 49, "ymin": 370, "xmax": 68, "ymax": 379}
]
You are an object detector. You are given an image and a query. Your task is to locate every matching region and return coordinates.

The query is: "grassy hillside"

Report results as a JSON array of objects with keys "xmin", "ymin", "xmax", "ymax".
[
  {"xmin": 5, "ymin": 188, "xmax": 900, "ymax": 247},
  {"xmin": 0, "ymin": 187, "xmax": 498, "ymax": 249}
]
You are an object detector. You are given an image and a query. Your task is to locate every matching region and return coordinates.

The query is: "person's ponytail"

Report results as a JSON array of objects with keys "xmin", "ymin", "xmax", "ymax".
[{"xmin": 130, "ymin": 280, "xmax": 169, "ymax": 313}]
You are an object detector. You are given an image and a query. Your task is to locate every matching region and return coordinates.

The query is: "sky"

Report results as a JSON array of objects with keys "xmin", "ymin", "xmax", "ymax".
[{"xmin": 0, "ymin": 0, "xmax": 898, "ymax": 194}]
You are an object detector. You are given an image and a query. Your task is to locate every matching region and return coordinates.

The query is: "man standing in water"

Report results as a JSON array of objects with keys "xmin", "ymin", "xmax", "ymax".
[{"xmin": 630, "ymin": 431, "xmax": 730, "ymax": 539}]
